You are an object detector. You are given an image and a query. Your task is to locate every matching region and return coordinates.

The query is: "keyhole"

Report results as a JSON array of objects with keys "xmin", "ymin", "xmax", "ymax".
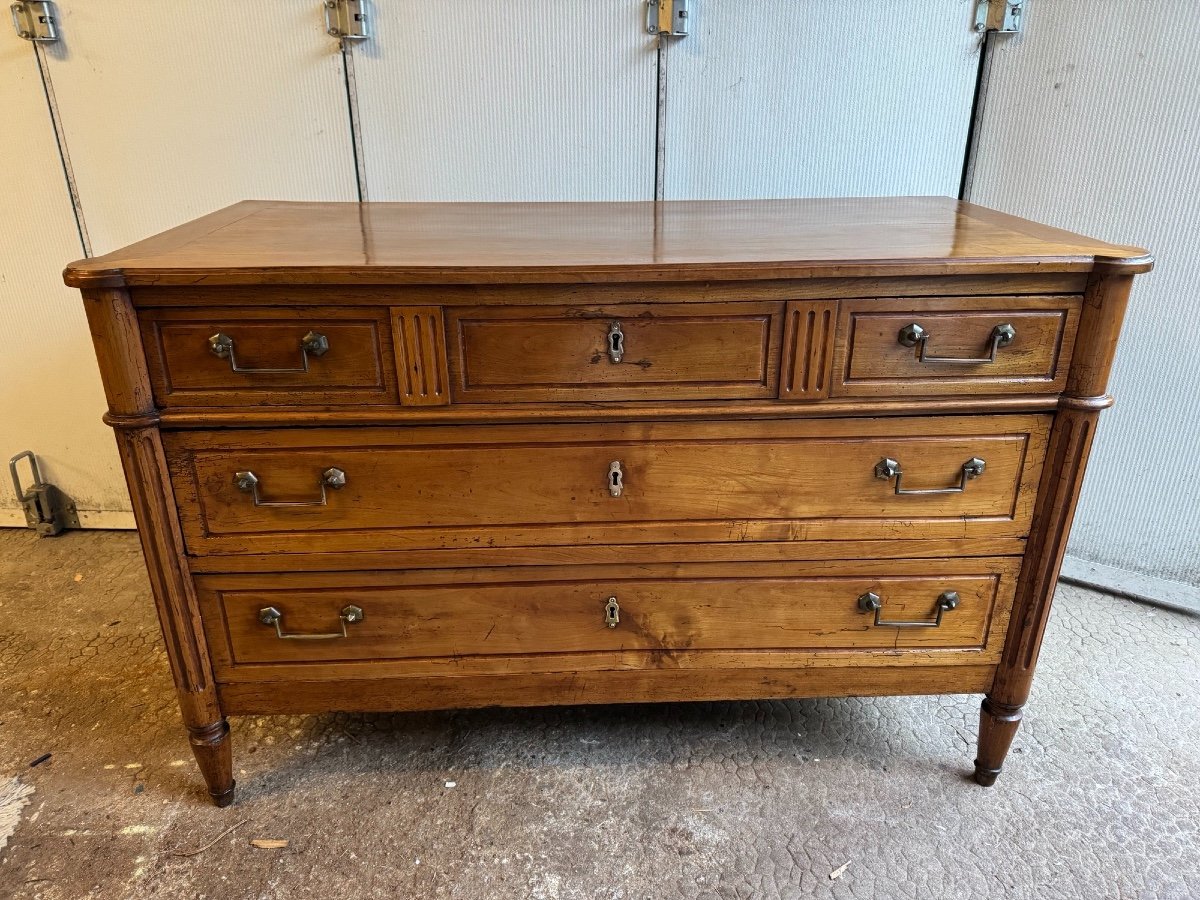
[
  {"xmin": 608, "ymin": 460, "xmax": 623, "ymax": 497},
  {"xmin": 607, "ymin": 321, "xmax": 624, "ymax": 363}
]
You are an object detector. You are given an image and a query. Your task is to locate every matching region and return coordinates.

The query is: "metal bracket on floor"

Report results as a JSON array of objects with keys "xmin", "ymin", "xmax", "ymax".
[{"xmin": 9, "ymin": 451, "xmax": 79, "ymax": 536}]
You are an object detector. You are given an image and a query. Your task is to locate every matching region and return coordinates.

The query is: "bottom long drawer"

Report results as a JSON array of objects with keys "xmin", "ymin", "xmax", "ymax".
[{"xmin": 197, "ymin": 558, "xmax": 1019, "ymax": 678}]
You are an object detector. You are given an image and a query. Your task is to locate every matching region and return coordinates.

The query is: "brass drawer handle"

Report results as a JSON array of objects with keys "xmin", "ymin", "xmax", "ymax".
[
  {"xmin": 258, "ymin": 605, "xmax": 364, "ymax": 640},
  {"xmin": 875, "ymin": 457, "xmax": 985, "ymax": 495},
  {"xmin": 607, "ymin": 321, "xmax": 625, "ymax": 363},
  {"xmin": 608, "ymin": 460, "xmax": 624, "ymax": 497},
  {"xmin": 857, "ymin": 591, "xmax": 959, "ymax": 628},
  {"xmin": 897, "ymin": 322, "xmax": 1016, "ymax": 364},
  {"xmin": 208, "ymin": 330, "xmax": 329, "ymax": 373},
  {"xmin": 234, "ymin": 467, "xmax": 346, "ymax": 507},
  {"xmin": 604, "ymin": 596, "xmax": 620, "ymax": 628}
]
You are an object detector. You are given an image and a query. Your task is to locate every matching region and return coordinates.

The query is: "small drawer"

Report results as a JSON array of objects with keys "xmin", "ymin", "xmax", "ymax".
[
  {"xmin": 197, "ymin": 558, "xmax": 1017, "ymax": 671},
  {"xmin": 165, "ymin": 414, "xmax": 1049, "ymax": 555},
  {"xmin": 445, "ymin": 302, "xmax": 783, "ymax": 402},
  {"xmin": 141, "ymin": 307, "xmax": 398, "ymax": 407},
  {"xmin": 832, "ymin": 295, "xmax": 1081, "ymax": 396}
]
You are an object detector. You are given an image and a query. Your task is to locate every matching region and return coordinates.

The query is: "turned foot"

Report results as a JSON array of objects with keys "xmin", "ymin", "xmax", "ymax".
[
  {"xmin": 973, "ymin": 696, "xmax": 1023, "ymax": 786},
  {"xmin": 188, "ymin": 719, "xmax": 236, "ymax": 806}
]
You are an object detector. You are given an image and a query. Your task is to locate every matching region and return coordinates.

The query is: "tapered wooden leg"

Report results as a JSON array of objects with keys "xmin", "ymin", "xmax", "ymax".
[
  {"xmin": 83, "ymin": 288, "xmax": 233, "ymax": 807},
  {"xmin": 974, "ymin": 266, "xmax": 1136, "ymax": 786},
  {"xmin": 975, "ymin": 405, "xmax": 1097, "ymax": 786},
  {"xmin": 973, "ymin": 698, "xmax": 1023, "ymax": 786},
  {"xmin": 189, "ymin": 720, "xmax": 236, "ymax": 807}
]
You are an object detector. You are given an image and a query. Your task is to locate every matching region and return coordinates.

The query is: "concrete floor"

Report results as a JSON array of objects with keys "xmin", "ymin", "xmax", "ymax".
[{"xmin": 0, "ymin": 529, "xmax": 1197, "ymax": 900}]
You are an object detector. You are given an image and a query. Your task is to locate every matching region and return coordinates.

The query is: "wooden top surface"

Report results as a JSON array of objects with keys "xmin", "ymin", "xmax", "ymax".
[{"xmin": 64, "ymin": 197, "xmax": 1151, "ymax": 288}]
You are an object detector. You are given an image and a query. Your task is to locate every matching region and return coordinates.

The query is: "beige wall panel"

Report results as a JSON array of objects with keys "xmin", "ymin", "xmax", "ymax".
[{"xmin": 0, "ymin": 40, "xmax": 128, "ymax": 525}]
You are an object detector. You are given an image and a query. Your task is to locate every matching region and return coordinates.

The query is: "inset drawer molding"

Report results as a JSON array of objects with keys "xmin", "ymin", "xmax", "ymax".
[
  {"xmin": 445, "ymin": 302, "xmax": 783, "ymax": 402},
  {"xmin": 141, "ymin": 307, "xmax": 398, "ymax": 407},
  {"xmin": 165, "ymin": 414, "xmax": 1050, "ymax": 555},
  {"xmin": 832, "ymin": 295, "xmax": 1081, "ymax": 396},
  {"xmin": 196, "ymin": 558, "xmax": 1019, "ymax": 676}
]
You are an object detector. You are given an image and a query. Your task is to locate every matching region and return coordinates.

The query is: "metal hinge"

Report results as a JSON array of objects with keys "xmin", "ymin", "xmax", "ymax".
[
  {"xmin": 323, "ymin": 0, "xmax": 368, "ymax": 42},
  {"xmin": 9, "ymin": 451, "xmax": 78, "ymax": 537},
  {"xmin": 646, "ymin": 0, "xmax": 688, "ymax": 37},
  {"xmin": 974, "ymin": 0, "xmax": 1025, "ymax": 34},
  {"xmin": 10, "ymin": 0, "xmax": 57, "ymax": 42}
]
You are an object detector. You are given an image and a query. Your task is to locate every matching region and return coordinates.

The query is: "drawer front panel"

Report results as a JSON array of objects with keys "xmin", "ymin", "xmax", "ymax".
[
  {"xmin": 446, "ymin": 302, "xmax": 782, "ymax": 401},
  {"xmin": 142, "ymin": 307, "xmax": 397, "ymax": 406},
  {"xmin": 832, "ymin": 295, "xmax": 1080, "ymax": 396},
  {"xmin": 167, "ymin": 415, "xmax": 1049, "ymax": 554},
  {"xmin": 197, "ymin": 558, "xmax": 1018, "ymax": 672}
]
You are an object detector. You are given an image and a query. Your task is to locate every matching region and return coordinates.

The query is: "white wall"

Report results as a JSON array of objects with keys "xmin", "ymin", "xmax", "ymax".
[
  {"xmin": 968, "ymin": 0, "xmax": 1200, "ymax": 591},
  {"xmin": 660, "ymin": 0, "xmax": 980, "ymax": 199}
]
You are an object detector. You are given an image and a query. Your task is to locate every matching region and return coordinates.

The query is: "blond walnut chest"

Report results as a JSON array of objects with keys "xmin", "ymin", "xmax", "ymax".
[{"xmin": 66, "ymin": 198, "xmax": 1151, "ymax": 806}]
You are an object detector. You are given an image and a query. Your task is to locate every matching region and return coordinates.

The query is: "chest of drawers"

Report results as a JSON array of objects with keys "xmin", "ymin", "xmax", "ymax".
[{"xmin": 65, "ymin": 198, "xmax": 1150, "ymax": 806}]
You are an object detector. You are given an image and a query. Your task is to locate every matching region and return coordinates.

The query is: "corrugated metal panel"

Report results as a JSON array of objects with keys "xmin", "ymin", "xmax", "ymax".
[
  {"xmin": 0, "ymin": 43, "xmax": 129, "ymax": 526},
  {"xmin": 41, "ymin": 1, "xmax": 358, "ymax": 252},
  {"xmin": 352, "ymin": 1, "xmax": 656, "ymax": 201},
  {"xmin": 663, "ymin": 1, "xmax": 982, "ymax": 199},
  {"xmin": 969, "ymin": 0, "xmax": 1200, "ymax": 587}
]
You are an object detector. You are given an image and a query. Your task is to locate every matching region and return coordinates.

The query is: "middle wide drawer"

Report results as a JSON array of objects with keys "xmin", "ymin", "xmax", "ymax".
[{"xmin": 166, "ymin": 414, "xmax": 1049, "ymax": 555}]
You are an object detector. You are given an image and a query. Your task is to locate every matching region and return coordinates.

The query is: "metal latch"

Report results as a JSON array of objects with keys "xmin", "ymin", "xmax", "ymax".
[
  {"xmin": 974, "ymin": 0, "xmax": 1024, "ymax": 34},
  {"xmin": 323, "ymin": 0, "xmax": 368, "ymax": 42},
  {"xmin": 10, "ymin": 0, "xmax": 58, "ymax": 42},
  {"xmin": 9, "ymin": 451, "xmax": 79, "ymax": 537},
  {"xmin": 646, "ymin": 0, "xmax": 688, "ymax": 37}
]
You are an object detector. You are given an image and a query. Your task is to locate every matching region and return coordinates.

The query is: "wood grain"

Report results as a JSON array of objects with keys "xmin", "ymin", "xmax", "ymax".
[
  {"xmin": 204, "ymin": 564, "xmax": 1013, "ymax": 667},
  {"xmin": 81, "ymin": 287, "xmax": 234, "ymax": 807},
  {"xmin": 183, "ymin": 537, "xmax": 1030, "ymax": 574},
  {"xmin": 447, "ymin": 302, "xmax": 782, "ymax": 402},
  {"xmin": 832, "ymin": 295, "xmax": 1081, "ymax": 397},
  {"xmin": 975, "ymin": 270, "xmax": 1136, "ymax": 786},
  {"xmin": 164, "ymin": 415, "xmax": 1050, "ymax": 555},
  {"xmin": 63, "ymin": 198, "xmax": 1151, "ymax": 288},
  {"xmin": 127, "ymin": 273, "xmax": 1092, "ymax": 309},
  {"xmin": 217, "ymin": 665, "xmax": 999, "ymax": 715},
  {"xmin": 67, "ymin": 200, "xmax": 1148, "ymax": 802},
  {"xmin": 156, "ymin": 395, "xmax": 1064, "ymax": 429},
  {"xmin": 779, "ymin": 301, "xmax": 837, "ymax": 401},
  {"xmin": 140, "ymin": 306, "xmax": 396, "ymax": 407},
  {"xmin": 391, "ymin": 306, "xmax": 450, "ymax": 406}
]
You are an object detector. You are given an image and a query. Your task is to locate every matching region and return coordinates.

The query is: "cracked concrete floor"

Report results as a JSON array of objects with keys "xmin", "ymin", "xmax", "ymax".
[{"xmin": 0, "ymin": 529, "xmax": 1198, "ymax": 900}]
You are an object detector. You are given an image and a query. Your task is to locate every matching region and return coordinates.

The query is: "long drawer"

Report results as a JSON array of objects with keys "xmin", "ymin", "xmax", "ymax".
[
  {"xmin": 166, "ymin": 415, "xmax": 1049, "ymax": 555},
  {"xmin": 196, "ymin": 558, "xmax": 1019, "ymax": 678},
  {"xmin": 446, "ymin": 302, "xmax": 783, "ymax": 402}
]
